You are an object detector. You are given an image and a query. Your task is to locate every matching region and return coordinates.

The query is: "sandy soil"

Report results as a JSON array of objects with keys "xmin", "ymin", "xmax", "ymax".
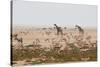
[
  {"xmin": 12, "ymin": 26, "xmax": 97, "ymax": 48},
  {"xmin": 11, "ymin": 26, "xmax": 97, "ymax": 66}
]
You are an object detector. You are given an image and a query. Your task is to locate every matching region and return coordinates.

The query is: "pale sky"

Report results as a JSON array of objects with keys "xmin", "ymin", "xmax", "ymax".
[{"xmin": 13, "ymin": 0, "xmax": 97, "ymax": 28}]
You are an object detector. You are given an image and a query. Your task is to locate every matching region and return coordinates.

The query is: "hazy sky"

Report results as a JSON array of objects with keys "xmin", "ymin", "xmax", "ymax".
[{"xmin": 13, "ymin": 0, "xmax": 97, "ymax": 28}]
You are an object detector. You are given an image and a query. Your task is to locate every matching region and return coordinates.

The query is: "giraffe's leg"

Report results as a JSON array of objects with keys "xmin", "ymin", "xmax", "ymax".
[
  {"xmin": 60, "ymin": 30, "xmax": 63, "ymax": 35},
  {"xmin": 57, "ymin": 29, "xmax": 59, "ymax": 35}
]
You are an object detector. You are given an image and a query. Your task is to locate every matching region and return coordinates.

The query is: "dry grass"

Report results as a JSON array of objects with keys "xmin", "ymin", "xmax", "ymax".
[{"xmin": 12, "ymin": 26, "xmax": 97, "ymax": 65}]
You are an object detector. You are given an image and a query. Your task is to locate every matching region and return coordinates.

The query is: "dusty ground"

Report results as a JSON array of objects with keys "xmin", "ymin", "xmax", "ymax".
[
  {"xmin": 11, "ymin": 26, "xmax": 97, "ymax": 66},
  {"xmin": 12, "ymin": 26, "xmax": 97, "ymax": 47}
]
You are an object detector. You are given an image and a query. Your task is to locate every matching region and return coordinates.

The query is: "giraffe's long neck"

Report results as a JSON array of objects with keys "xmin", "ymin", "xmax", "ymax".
[
  {"xmin": 55, "ymin": 24, "xmax": 59, "ymax": 29},
  {"xmin": 77, "ymin": 26, "xmax": 84, "ymax": 34},
  {"xmin": 77, "ymin": 26, "xmax": 82, "ymax": 31}
]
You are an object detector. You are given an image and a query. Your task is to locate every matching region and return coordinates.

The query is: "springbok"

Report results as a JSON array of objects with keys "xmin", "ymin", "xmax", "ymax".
[{"xmin": 14, "ymin": 34, "xmax": 23, "ymax": 48}]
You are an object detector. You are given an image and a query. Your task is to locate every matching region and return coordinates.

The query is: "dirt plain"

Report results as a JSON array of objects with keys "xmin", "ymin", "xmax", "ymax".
[{"xmin": 12, "ymin": 25, "xmax": 97, "ymax": 66}]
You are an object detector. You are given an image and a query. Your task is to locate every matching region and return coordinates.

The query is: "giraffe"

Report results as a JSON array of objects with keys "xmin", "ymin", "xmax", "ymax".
[
  {"xmin": 75, "ymin": 25, "xmax": 84, "ymax": 35},
  {"xmin": 54, "ymin": 24, "xmax": 63, "ymax": 35},
  {"xmin": 75, "ymin": 25, "xmax": 84, "ymax": 41}
]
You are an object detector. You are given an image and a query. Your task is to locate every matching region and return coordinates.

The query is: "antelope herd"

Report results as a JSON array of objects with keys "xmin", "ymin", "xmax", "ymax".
[
  {"xmin": 12, "ymin": 24, "xmax": 97, "ymax": 65},
  {"xmin": 12, "ymin": 24, "xmax": 97, "ymax": 52}
]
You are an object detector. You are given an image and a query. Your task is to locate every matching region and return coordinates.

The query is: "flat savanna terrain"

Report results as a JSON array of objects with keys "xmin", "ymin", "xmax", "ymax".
[{"xmin": 12, "ymin": 26, "xmax": 97, "ymax": 66}]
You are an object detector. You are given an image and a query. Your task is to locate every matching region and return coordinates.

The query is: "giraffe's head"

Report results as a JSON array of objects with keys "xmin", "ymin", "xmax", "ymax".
[
  {"xmin": 75, "ymin": 25, "xmax": 79, "ymax": 28},
  {"xmin": 54, "ymin": 24, "xmax": 56, "ymax": 26},
  {"xmin": 75, "ymin": 25, "xmax": 81, "ymax": 29},
  {"xmin": 75, "ymin": 25, "xmax": 79, "ymax": 29}
]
